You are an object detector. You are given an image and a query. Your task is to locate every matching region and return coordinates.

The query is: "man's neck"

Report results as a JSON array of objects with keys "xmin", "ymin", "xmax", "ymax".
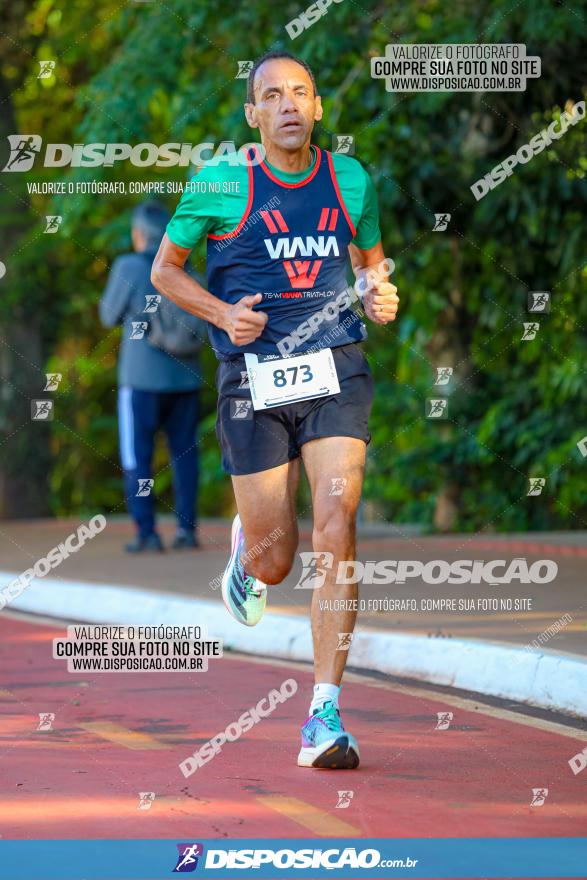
[{"xmin": 262, "ymin": 142, "xmax": 313, "ymax": 174}]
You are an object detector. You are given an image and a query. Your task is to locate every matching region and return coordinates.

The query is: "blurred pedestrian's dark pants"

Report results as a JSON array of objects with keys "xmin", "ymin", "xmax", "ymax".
[{"xmin": 118, "ymin": 387, "xmax": 199, "ymax": 538}]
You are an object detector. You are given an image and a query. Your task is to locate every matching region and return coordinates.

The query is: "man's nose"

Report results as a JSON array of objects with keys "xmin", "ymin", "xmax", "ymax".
[{"xmin": 280, "ymin": 92, "xmax": 297, "ymax": 111}]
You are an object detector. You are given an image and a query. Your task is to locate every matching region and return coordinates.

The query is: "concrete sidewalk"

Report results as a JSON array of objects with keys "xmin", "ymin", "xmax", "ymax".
[{"xmin": 1, "ymin": 516, "xmax": 585, "ymax": 655}]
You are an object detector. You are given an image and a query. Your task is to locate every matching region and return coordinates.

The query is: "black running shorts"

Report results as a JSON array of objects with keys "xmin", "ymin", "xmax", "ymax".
[{"xmin": 215, "ymin": 343, "xmax": 374, "ymax": 476}]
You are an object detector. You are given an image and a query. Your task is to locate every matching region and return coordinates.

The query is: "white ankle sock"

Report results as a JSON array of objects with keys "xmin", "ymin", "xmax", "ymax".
[{"xmin": 310, "ymin": 682, "xmax": 340, "ymax": 715}]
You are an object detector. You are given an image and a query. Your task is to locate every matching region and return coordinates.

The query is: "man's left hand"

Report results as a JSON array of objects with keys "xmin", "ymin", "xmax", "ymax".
[{"xmin": 361, "ymin": 281, "xmax": 399, "ymax": 325}]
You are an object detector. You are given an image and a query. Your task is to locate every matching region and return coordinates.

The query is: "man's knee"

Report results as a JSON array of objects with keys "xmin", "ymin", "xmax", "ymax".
[
  {"xmin": 244, "ymin": 547, "xmax": 294, "ymax": 585},
  {"xmin": 312, "ymin": 507, "xmax": 356, "ymax": 553}
]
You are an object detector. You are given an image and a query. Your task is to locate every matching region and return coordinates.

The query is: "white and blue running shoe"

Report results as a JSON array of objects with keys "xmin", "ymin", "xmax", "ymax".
[
  {"xmin": 221, "ymin": 514, "xmax": 267, "ymax": 627},
  {"xmin": 297, "ymin": 701, "xmax": 360, "ymax": 769}
]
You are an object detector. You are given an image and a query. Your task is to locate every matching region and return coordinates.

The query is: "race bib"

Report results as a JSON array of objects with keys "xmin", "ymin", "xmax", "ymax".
[{"xmin": 244, "ymin": 349, "xmax": 340, "ymax": 411}]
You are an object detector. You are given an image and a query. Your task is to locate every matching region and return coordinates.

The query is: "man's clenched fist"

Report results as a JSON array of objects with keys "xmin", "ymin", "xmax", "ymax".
[
  {"xmin": 361, "ymin": 280, "xmax": 399, "ymax": 325},
  {"xmin": 223, "ymin": 293, "xmax": 268, "ymax": 346}
]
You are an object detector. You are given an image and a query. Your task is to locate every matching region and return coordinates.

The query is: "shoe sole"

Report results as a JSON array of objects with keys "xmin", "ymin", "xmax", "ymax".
[
  {"xmin": 221, "ymin": 515, "xmax": 248, "ymax": 624},
  {"xmin": 297, "ymin": 734, "xmax": 360, "ymax": 769},
  {"xmin": 221, "ymin": 516, "xmax": 267, "ymax": 627}
]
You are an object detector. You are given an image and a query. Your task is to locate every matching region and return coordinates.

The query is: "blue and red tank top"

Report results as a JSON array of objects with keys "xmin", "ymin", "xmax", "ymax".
[{"xmin": 206, "ymin": 145, "xmax": 367, "ymax": 360}]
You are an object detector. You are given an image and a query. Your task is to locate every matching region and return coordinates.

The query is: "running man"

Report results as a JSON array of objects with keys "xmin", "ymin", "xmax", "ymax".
[{"xmin": 152, "ymin": 51, "xmax": 399, "ymax": 769}]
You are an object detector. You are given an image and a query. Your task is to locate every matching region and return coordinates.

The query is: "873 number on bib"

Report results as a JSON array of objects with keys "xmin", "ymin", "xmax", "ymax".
[
  {"xmin": 272, "ymin": 364, "xmax": 313, "ymax": 387},
  {"xmin": 244, "ymin": 348, "xmax": 340, "ymax": 410}
]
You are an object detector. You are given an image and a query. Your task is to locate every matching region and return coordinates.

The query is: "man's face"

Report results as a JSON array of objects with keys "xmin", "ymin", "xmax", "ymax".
[
  {"xmin": 245, "ymin": 58, "xmax": 322, "ymax": 150},
  {"xmin": 131, "ymin": 226, "xmax": 146, "ymax": 252}
]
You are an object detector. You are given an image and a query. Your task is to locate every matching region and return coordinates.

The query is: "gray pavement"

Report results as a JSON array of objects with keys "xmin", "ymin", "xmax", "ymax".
[{"xmin": 1, "ymin": 516, "xmax": 585, "ymax": 655}]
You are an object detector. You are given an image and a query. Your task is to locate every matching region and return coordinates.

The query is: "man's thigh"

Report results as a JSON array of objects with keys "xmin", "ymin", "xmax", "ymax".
[
  {"xmin": 301, "ymin": 436, "xmax": 366, "ymax": 529},
  {"xmin": 231, "ymin": 458, "xmax": 301, "ymax": 560},
  {"xmin": 216, "ymin": 357, "xmax": 299, "ymax": 475}
]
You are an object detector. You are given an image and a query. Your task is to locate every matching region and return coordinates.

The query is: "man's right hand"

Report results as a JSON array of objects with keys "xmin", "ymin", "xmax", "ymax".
[{"xmin": 223, "ymin": 293, "xmax": 268, "ymax": 346}]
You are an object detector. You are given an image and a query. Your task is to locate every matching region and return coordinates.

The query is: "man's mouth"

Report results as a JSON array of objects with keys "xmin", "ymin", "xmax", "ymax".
[{"xmin": 280, "ymin": 120, "xmax": 302, "ymax": 131}]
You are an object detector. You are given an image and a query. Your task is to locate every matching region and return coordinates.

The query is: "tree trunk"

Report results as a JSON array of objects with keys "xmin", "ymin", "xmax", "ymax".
[{"xmin": 0, "ymin": 73, "xmax": 51, "ymax": 518}]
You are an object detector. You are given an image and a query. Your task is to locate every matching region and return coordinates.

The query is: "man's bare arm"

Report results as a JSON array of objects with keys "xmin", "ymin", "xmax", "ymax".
[
  {"xmin": 348, "ymin": 240, "xmax": 399, "ymax": 325},
  {"xmin": 151, "ymin": 234, "xmax": 268, "ymax": 345},
  {"xmin": 348, "ymin": 240, "xmax": 387, "ymax": 278},
  {"xmin": 151, "ymin": 234, "xmax": 229, "ymax": 327}
]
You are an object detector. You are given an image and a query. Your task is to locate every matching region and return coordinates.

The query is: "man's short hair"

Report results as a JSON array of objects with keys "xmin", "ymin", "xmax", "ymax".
[
  {"xmin": 132, "ymin": 200, "xmax": 170, "ymax": 247},
  {"xmin": 246, "ymin": 51, "xmax": 317, "ymax": 104}
]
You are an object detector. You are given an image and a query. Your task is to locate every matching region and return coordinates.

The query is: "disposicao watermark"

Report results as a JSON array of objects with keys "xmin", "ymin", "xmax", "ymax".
[
  {"xmin": 52, "ymin": 624, "xmax": 222, "ymax": 673},
  {"xmin": 2, "ymin": 137, "xmax": 266, "ymax": 172},
  {"xmin": 471, "ymin": 101, "xmax": 585, "ymax": 200},
  {"xmin": 285, "ymin": 0, "xmax": 345, "ymax": 40},
  {"xmin": 0, "ymin": 515, "xmax": 107, "ymax": 610},
  {"xmin": 294, "ymin": 554, "xmax": 558, "ymax": 588},
  {"xmin": 372, "ymin": 43, "xmax": 541, "ymax": 92},
  {"xmin": 179, "ymin": 678, "xmax": 298, "ymax": 777},
  {"xmin": 276, "ymin": 257, "xmax": 394, "ymax": 356}
]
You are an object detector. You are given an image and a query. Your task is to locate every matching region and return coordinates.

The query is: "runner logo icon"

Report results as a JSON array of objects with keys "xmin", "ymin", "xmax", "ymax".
[
  {"xmin": 137, "ymin": 792, "xmax": 155, "ymax": 810},
  {"xmin": 332, "ymin": 135, "xmax": 355, "ymax": 155},
  {"xmin": 231, "ymin": 399, "xmax": 253, "ymax": 420},
  {"xmin": 236, "ymin": 60, "xmax": 253, "ymax": 79},
  {"xmin": 434, "ymin": 367, "xmax": 453, "ymax": 386},
  {"xmin": 426, "ymin": 398, "xmax": 448, "ymax": 419},
  {"xmin": 173, "ymin": 843, "xmax": 204, "ymax": 872},
  {"xmin": 336, "ymin": 633, "xmax": 353, "ymax": 650},
  {"xmin": 44, "ymin": 215, "xmax": 62, "ymax": 233},
  {"xmin": 435, "ymin": 712, "xmax": 453, "ymax": 730},
  {"xmin": 530, "ymin": 788, "xmax": 548, "ymax": 806},
  {"xmin": 44, "ymin": 373, "xmax": 62, "ymax": 391},
  {"xmin": 37, "ymin": 712, "xmax": 55, "ymax": 731},
  {"xmin": 528, "ymin": 291, "xmax": 550, "ymax": 312},
  {"xmin": 31, "ymin": 400, "xmax": 54, "ymax": 421},
  {"xmin": 527, "ymin": 477, "xmax": 546, "ymax": 496},
  {"xmin": 295, "ymin": 552, "xmax": 334, "ymax": 589},
  {"xmin": 432, "ymin": 213, "xmax": 451, "ymax": 231},
  {"xmin": 3, "ymin": 135, "xmax": 42, "ymax": 172},
  {"xmin": 38, "ymin": 61, "xmax": 56, "ymax": 79},
  {"xmin": 336, "ymin": 790, "xmax": 354, "ymax": 808},
  {"xmin": 143, "ymin": 294, "xmax": 161, "ymax": 313},
  {"xmin": 130, "ymin": 321, "xmax": 148, "ymax": 339},
  {"xmin": 521, "ymin": 322, "xmax": 539, "ymax": 340}
]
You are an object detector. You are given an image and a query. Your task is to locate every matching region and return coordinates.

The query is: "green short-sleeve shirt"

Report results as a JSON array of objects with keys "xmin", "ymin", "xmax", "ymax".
[{"xmin": 167, "ymin": 146, "xmax": 381, "ymax": 251}]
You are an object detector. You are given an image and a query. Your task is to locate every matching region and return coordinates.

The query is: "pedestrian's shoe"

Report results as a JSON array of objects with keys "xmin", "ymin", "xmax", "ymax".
[
  {"xmin": 171, "ymin": 529, "xmax": 199, "ymax": 550},
  {"xmin": 221, "ymin": 514, "xmax": 267, "ymax": 627},
  {"xmin": 125, "ymin": 533, "xmax": 164, "ymax": 553},
  {"xmin": 297, "ymin": 701, "xmax": 360, "ymax": 769}
]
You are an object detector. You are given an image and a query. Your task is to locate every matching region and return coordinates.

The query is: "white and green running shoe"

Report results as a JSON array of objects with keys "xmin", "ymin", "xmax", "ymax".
[
  {"xmin": 221, "ymin": 514, "xmax": 267, "ymax": 627},
  {"xmin": 297, "ymin": 701, "xmax": 360, "ymax": 769}
]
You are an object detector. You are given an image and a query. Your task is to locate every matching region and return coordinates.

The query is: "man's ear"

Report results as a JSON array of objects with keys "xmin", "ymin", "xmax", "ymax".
[
  {"xmin": 244, "ymin": 103, "xmax": 259, "ymax": 129},
  {"xmin": 314, "ymin": 95, "xmax": 323, "ymax": 123}
]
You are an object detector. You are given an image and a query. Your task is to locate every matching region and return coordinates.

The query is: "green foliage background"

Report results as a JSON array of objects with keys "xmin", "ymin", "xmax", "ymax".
[{"xmin": 1, "ymin": 0, "xmax": 586, "ymax": 530}]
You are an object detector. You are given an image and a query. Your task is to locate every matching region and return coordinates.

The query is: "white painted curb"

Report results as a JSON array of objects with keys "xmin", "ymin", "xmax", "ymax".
[{"xmin": 2, "ymin": 571, "xmax": 585, "ymax": 719}]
